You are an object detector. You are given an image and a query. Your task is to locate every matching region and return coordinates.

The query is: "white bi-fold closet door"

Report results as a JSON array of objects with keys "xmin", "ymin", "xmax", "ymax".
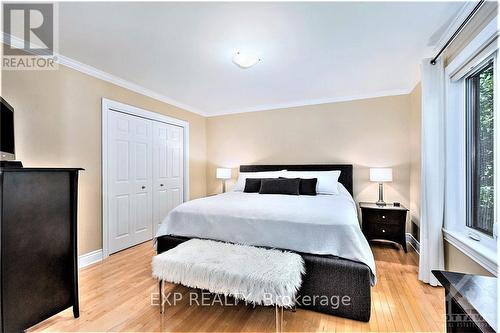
[
  {"xmin": 107, "ymin": 110, "xmax": 184, "ymax": 254},
  {"xmin": 152, "ymin": 121, "xmax": 184, "ymax": 235}
]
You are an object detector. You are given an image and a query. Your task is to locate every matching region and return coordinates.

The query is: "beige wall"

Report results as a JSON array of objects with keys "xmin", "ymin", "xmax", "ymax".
[
  {"xmin": 207, "ymin": 95, "xmax": 413, "ymax": 213},
  {"xmin": 1, "ymin": 65, "xmax": 207, "ymax": 255},
  {"xmin": 445, "ymin": 242, "xmax": 494, "ymax": 276}
]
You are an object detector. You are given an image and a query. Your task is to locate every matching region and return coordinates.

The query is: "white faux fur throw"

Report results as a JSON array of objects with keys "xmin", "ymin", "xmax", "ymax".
[{"xmin": 152, "ymin": 239, "xmax": 305, "ymax": 307}]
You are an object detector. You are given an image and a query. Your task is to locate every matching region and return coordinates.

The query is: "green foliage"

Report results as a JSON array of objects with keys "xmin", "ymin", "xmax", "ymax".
[{"xmin": 477, "ymin": 63, "xmax": 494, "ymax": 232}]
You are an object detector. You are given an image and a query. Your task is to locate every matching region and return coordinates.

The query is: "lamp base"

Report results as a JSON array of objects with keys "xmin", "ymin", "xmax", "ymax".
[{"xmin": 376, "ymin": 183, "xmax": 386, "ymax": 206}]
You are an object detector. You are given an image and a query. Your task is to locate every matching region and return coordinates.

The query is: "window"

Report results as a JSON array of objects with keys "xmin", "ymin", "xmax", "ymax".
[
  {"xmin": 465, "ymin": 59, "xmax": 495, "ymax": 236},
  {"xmin": 444, "ymin": 20, "xmax": 498, "ymax": 274}
]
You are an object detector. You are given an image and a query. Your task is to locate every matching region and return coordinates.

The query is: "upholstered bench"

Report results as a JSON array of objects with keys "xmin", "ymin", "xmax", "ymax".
[{"xmin": 152, "ymin": 239, "xmax": 305, "ymax": 332}]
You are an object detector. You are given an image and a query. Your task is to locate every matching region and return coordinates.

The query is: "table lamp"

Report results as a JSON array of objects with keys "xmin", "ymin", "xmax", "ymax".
[
  {"xmin": 216, "ymin": 168, "xmax": 231, "ymax": 193},
  {"xmin": 370, "ymin": 168, "xmax": 392, "ymax": 206}
]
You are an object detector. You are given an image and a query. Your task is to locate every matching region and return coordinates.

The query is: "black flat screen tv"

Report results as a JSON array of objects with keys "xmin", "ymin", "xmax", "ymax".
[{"xmin": 0, "ymin": 98, "xmax": 15, "ymax": 161}]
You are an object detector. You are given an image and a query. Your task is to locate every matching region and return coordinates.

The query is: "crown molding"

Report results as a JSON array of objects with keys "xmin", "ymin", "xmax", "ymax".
[
  {"xmin": 208, "ymin": 87, "xmax": 413, "ymax": 117},
  {"xmin": 56, "ymin": 54, "xmax": 208, "ymax": 116},
  {"xmin": 3, "ymin": 32, "xmax": 415, "ymax": 118},
  {"xmin": 1, "ymin": 33, "xmax": 208, "ymax": 117},
  {"xmin": 409, "ymin": 77, "xmax": 421, "ymax": 94}
]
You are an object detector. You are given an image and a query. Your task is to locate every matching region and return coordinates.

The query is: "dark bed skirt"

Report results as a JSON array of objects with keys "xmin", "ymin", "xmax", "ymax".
[{"xmin": 156, "ymin": 235, "xmax": 372, "ymax": 322}]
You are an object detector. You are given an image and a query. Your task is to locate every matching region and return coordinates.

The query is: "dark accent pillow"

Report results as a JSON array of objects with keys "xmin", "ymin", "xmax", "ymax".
[
  {"xmin": 244, "ymin": 178, "xmax": 267, "ymax": 193},
  {"xmin": 299, "ymin": 178, "xmax": 318, "ymax": 196},
  {"xmin": 259, "ymin": 178, "xmax": 300, "ymax": 195},
  {"xmin": 280, "ymin": 177, "xmax": 318, "ymax": 195}
]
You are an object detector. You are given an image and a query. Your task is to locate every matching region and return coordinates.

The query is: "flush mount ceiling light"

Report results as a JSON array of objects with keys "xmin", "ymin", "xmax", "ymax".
[{"xmin": 232, "ymin": 51, "xmax": 261, "ymax": 69}]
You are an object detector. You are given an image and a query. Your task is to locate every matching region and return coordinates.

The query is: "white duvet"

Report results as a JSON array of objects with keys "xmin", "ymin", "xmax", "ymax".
[{"xmin": 156, "ymin": 185, "xmax": 376, "ymax": 284}]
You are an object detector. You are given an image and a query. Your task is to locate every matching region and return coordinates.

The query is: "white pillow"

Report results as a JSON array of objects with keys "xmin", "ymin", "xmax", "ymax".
[
  {"xmin": 283, "ymin": 170, "xmax": 341, "ymax": 195},
  {"xmin": 233, "ymin": 170, "xmax": 287, "ymax": 192}
]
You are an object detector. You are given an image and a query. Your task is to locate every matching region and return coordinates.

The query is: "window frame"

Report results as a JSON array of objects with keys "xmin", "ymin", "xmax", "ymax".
[
  {"xmin": 465, "ymin": 58, "xmax": 496, "ymax": 237},
  {"xmin": 443, "ymin": 17, "xmax": 498, "ymax": 276}
]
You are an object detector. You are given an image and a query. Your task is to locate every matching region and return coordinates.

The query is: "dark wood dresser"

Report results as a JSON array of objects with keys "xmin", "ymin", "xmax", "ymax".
[
  {"xmin": 359, "ymin": 202, "xmax": 408, "ymax": 252},
  {"xmin": 0, "ymin": 167, "xmax": 82, "ymax": 332},
  {"xmin": 433, "ymin": 270, "xmax": 497, "ymax": 333}
]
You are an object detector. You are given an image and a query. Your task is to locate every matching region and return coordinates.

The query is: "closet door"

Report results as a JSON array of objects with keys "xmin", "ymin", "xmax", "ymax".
[
  {"xmin": 153, "ymin": 122, "xmax": 184, "ymax": 234},
  {"xmin": 108, "ymin": 111, "xmax": 153, "ymax": 254}
]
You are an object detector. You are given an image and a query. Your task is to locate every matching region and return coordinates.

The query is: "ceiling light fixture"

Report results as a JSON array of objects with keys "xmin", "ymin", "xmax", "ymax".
[{"xmin": 232, "ymin": 51, "xmax": 261, "ymax": 69}]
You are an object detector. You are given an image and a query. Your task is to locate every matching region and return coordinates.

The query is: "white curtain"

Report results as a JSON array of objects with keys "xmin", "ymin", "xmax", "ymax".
[{"xmin": 418, "ymin": 58, "xmax": 445, "ymax": 286}]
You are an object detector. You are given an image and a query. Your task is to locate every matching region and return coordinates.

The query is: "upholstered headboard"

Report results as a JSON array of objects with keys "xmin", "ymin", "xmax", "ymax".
[{"xmin": 239, "ymin": 164, "xmax": 353, "ymax": 196}]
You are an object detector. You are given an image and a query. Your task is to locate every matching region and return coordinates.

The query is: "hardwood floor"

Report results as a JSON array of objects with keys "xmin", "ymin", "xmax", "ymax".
[{"xmin": 28, "ymin": 241, "xmax": 445, "ymax": 332}]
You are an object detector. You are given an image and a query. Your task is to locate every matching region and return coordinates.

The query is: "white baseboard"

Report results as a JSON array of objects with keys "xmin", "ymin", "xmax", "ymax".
[
  {"xmin": 406, "ymin": 233, "xmax": 420, "ymax": 254},
  {"xmin": 78, "ymin": 249, "xmax": 103, "ymax": 269}
]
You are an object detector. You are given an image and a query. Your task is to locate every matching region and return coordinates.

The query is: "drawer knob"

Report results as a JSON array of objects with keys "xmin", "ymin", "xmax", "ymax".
[
  {"xmin": 382, "ymin": 215, "xmax": 386, "ymax": 219},
  {"xmin": 160, "ymin": 184, "xmax": 164, "ymax": 187},
  {"xmin": 382, "ymin": 229, "xmax": 386, "ymax": 233},
  {"xmin": 141, "ymin": 186, "xmax": 146, "ymax": 189}
]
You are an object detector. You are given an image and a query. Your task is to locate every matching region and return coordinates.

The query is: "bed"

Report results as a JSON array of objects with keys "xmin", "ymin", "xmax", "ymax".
[{"xmin": 156, "ymin": 164, "xmax": 374, "ymax": 322}]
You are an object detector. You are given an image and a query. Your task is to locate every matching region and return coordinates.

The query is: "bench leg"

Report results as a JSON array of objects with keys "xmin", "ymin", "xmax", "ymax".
[
  {"xmin": 159, "ymin": 280, "xmax": 165, "ymax": 314},
  {"xmin": 275, "ymin": 305, "xmax": 283, "ymax": 332}
]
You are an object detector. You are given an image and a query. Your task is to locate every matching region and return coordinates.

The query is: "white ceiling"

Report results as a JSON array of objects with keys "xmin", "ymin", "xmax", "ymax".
[{"xmin": 57, "ymin": 2, "xmax": 465, "ymax": 116}]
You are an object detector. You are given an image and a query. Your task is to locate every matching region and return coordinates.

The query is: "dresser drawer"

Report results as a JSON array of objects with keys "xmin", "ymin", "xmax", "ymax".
[
  {"xmin": 362, "ymin": 209, "xmax": 404, "ymax": 225},
  {"xmin": 366, "ymin": 223, "xmax": 401, "ymax": 239}
]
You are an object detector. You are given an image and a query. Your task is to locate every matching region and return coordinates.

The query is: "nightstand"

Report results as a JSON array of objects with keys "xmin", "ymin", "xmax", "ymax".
[{"xmin": 359, "ymin": 202, "xmax": 408, "ymax": 252}]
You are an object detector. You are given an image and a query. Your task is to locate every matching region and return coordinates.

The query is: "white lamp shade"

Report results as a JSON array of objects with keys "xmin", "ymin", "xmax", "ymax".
[
  {"xmin": 216, "ymin": 168, "xmax": 232, "ymax": 179},
  {"xmin": 370, "ymin": 168, "xmax": 393, "ymax": 182}
]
